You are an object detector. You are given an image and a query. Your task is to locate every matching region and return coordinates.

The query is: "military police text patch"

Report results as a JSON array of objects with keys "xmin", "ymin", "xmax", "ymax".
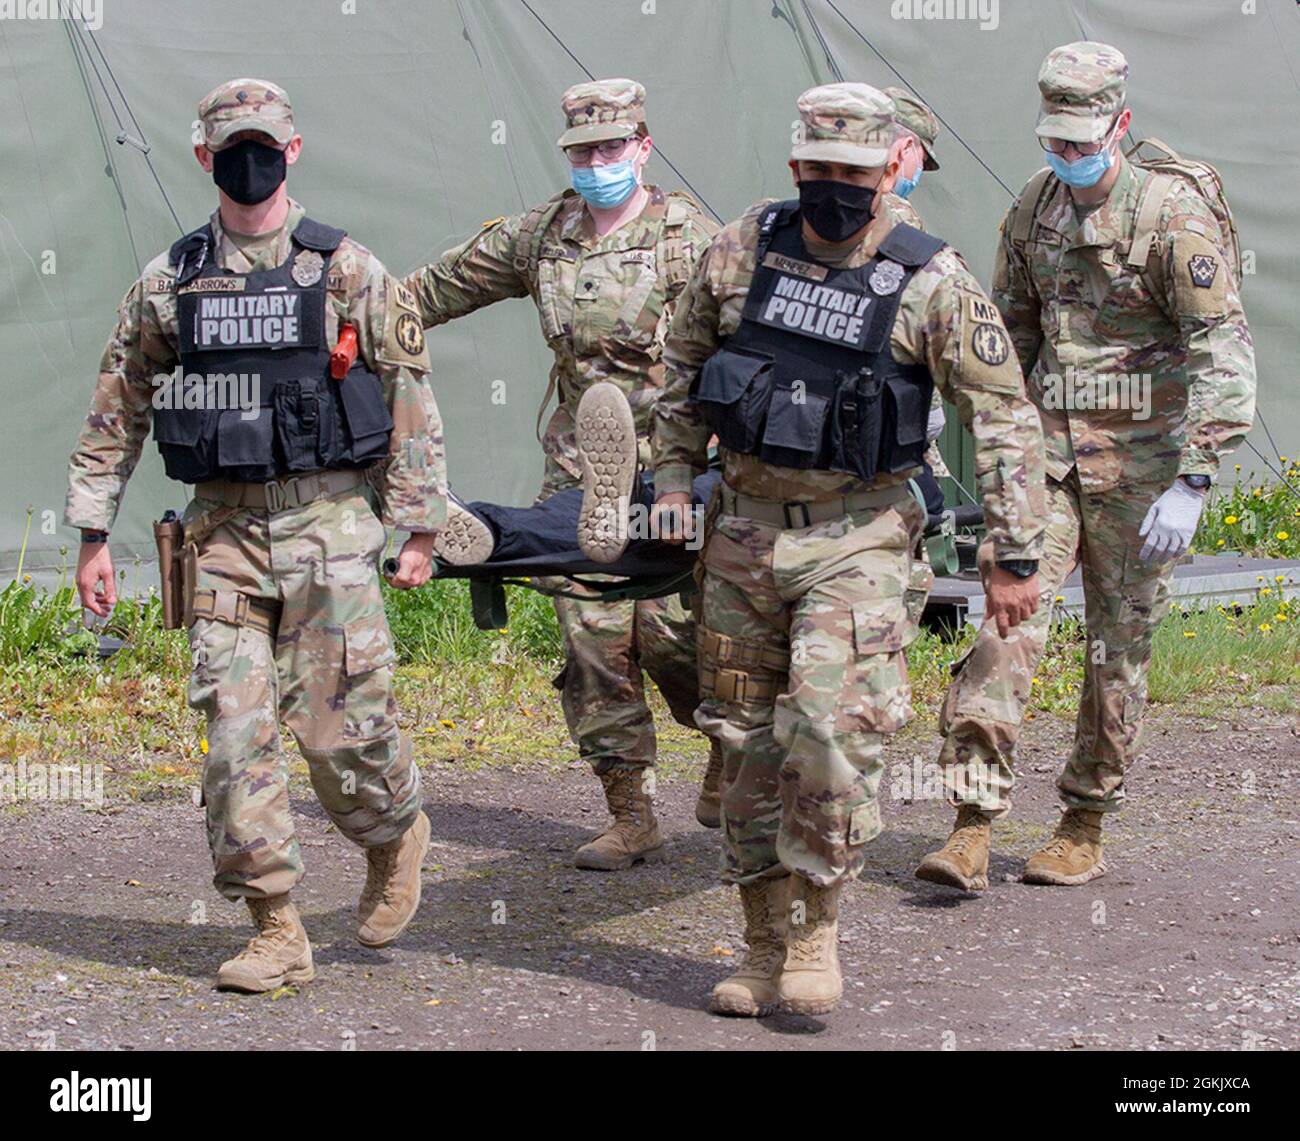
[
  {"xmin": 1188, "ymin": 253, "xmax": 1218, "ymax": 289},
  {"xmin": 971, "ymin": 322, "xmax": 1009, "ymax": 366},
  {"xmin": 753, "ymin": 271, "xmax": 873, "ymax": 349}
]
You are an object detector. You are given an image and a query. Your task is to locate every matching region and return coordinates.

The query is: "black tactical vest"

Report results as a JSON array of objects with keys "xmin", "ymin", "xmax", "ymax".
[
  {"xmin": 692, "ymin": 201, "xmax": 944, "ymax": 482},
  {"xmin": 152, "ymin": 216, "xmax": 393, "ymax": 484}
]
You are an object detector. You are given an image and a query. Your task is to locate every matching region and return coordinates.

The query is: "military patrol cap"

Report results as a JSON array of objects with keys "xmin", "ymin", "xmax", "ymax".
[
  {"xmin": 1036, "ymin": 41, "xmax": 1128, "ymax": 145},
  {"xmin": 792, "ymin": 82, "xmax": 895, "ymax": 168},
  {"xmin": 884, "ymin": 87, "xmax": 940, "ymax": 171},
  {"xmin": 199, "ymin": 78, "xmax": 295, "ymax": 150},
  {"xmin": 557, "ymin": 78, "xmax": 646, "ymax": 148}
]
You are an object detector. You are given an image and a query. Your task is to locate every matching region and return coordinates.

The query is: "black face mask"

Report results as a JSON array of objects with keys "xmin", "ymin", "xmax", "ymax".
[
  {"xmin": 212, "ymin": 139, "xmax": 287, "ymax": 206},
  {"xmin": 797, "ymin": 179, "xmax": 877, "ymax": 243}
]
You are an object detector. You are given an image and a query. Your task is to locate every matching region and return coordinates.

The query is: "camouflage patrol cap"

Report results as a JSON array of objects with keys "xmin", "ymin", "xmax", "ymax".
[
  {"xmin": 792, "ymin": 83, "xmax": 894, "ymax": 168},
  {"xmin": 557, "ymin": 78, "xmax": 646, "ymax": 148},
  {"xmin": 885, "ymin": 86, "xmax": 940, "ymax": 171},
  {"xmin": 1036, "ymin": 41, "xmax": 1128, "ymax": 144},
  {"xmin": 199, "ymin": 78, "xmax": 295, "ymax": 150}
]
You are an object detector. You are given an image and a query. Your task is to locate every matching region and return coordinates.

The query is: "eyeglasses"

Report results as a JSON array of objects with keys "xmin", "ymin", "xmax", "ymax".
[
  {"xmin": 1039, "ymin": 116, "xmax": 1119, "ymax": 156},
  {"xmin": 565, "ymin": 137, "xmax": 638, "ymax": 165}
]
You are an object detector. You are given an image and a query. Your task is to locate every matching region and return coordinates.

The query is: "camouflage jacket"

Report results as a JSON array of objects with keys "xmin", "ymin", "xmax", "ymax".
[
  {"xmin": 653, "ymin": 198, "xmax": 1047, "ymax": 561},
  {"xmin": 65, "ymin": 200, "xmax": 447, "ymax": 534},
  {"xmin": 403, "ymin": 185, "xmax": 716, "ymax": 495},
  {"xmin": 994, "ymin": 156, "xmax": 1256, "ymax": 491}
]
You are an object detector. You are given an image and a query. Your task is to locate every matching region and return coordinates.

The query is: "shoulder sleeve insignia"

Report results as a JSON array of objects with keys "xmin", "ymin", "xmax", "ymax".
[
  {"xmin": 395, "ymin": 312, "xmax": 424, "ymax": 356},
  {"xmin": 966, "ymin": 294, "xmax": 1001, "ymax": 325},
  {"xmin": 1188, "ymin": 253, "xmax": 1218, "ymax": 289},
  {"xmin": 971, "ymin": 322, "xmax": 1010, "ymax": 366}
]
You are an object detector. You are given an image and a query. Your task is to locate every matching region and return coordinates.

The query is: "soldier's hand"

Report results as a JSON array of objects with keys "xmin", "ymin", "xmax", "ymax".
[
  {"xmin": 76, "ymin": 541, "xmax": 117, "ymax": 617},
  {"xmin": 652, "ymin": 492, "xmax": 693, "ymax": 545},
  {"xmin": 388, "ymin": 533, "xmax": 435, "ymax": 590},
  {"xmin": 986, "ymin": 568, "xmax": 1039, "ymax": 639}
]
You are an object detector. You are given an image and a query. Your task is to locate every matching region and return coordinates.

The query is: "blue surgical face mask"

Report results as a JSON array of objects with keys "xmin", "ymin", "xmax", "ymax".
[
  {"xmin": 570, "ymin": 160, "xmax": 639, "ymax": 209},
  {"xmin": 894, "ymin": 167, "xmax": 921, "ymax": 200},
  {"xmin": 1046, "ymin": 144, "xmax": 1114, "ymax": 189}
]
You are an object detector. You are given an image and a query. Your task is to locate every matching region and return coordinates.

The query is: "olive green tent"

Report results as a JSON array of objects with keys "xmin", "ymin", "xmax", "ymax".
[{"xmin": 2, "ymin": 0, "xmax": 1296, "ymax": 580}]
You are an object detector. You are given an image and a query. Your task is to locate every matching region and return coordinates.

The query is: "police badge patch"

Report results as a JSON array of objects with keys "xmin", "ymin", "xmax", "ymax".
[
  {"xmin": 869, "ymin": 260, "xmax": 905, "ymax": 296},
  {"xmin": 291, "ymin": 249, "xmax": 324, "ymax": 287},
  {"xmin": 1188, "ymin": 253, "xmax": 1218, "ymax": 289},
  {"xmin": 971, "ymin": 322, "xmax": 1009, "ymax": 366}
]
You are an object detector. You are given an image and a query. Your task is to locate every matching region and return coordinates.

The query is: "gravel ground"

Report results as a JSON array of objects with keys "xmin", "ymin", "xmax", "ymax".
[{"xmin": 1, "ymin": 712, "xmax": 1297, "ymax": 1052}]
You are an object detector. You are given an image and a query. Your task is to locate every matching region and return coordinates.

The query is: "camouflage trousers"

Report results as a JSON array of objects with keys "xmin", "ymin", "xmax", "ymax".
[
  {"xmin": 938, "ymin": 472, "xmax": 1175, "ymax": 816},
  {"xmin": 184, "ymin": 485, "xmax": 421, "ymax": 901},
  {"xmin": 694, "ymin": 487, "xmax": 928, "ymax": 887},
  {"xmin": 552, "ymin": 588, "xmax": 702, "ymax": 774}
]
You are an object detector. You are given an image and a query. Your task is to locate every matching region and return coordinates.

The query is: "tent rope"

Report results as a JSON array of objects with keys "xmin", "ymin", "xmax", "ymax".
[{"xmin": 66, "ymin": 1, "xmax": 183, "ymax": 233}]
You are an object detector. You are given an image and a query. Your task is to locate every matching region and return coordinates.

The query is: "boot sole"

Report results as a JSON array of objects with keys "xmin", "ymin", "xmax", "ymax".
[
  {"xmin": 915, "ymin": 858, "xmax": 988, "ymax": 892},
  {"xmin": 575, "ymin": 383, "xmax": 638, "ymax": 565},
  {"xmin": 216, "ymin": 963, "xmax": 316, "ymax": 994},
  {"xmin": 431, "ymin": 499, "xmax": 495, "ymax": 566},
  {"xmin": 574, "ymin": 845, "xmax": 666, "ymax": 871},
  {"xmin": 357, "ymin": 812, "xmax": 432, "ymax": 948},
  {"xmin": 1022, "ymin": 858, "xmax": 1108, "ymax": 887},
  {"xmin": 709, "ymin": 993, "xmax": 778, "ymax": 1018},
  {"xmin": 779, "ymin": 991, "xmax": 842, "ymax": 1017}
]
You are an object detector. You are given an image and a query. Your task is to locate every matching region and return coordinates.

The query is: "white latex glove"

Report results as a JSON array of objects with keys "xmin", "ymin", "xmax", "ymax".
[
  {"xmin": 1138, "ymin": 479, "xmax": 1206, "ymax": 564},
  {"xmin": 926, "ymin": 403, "xmax": 946, "ymax": 443}
]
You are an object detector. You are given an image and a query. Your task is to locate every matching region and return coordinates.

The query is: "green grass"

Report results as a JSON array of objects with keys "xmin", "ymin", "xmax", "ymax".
[
  {"xmin": 2, "ymin": 468, "xmax": 1296, "ymax": 783},
  {"xmin": 1195, "ymin": 458, "xmax": 1300, "ymax": 559}
]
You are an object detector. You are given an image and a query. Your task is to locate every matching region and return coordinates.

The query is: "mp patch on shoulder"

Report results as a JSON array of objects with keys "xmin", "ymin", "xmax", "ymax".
[{"xmin": 377, "ymin": 279, "xmax": 430, "ymax": 371}]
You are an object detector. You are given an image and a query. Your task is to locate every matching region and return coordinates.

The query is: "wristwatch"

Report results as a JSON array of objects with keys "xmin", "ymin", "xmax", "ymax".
[
  {"xmin": 996, "ymin": 559, "xmax": 1039, "ymax": 579},
  {"xmin": 81, "ymin": 529, "xmax": 110, "ymax": 544},
  {"xmin": 1180, "ymin": 474, "xmax": 1212, "ymax": 492}
]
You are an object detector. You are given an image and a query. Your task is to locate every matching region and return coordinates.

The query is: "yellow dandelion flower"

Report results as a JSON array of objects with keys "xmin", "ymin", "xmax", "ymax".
[
  {"xmin": 200, "ymin": 737, "xmax": 209, "ymax": 755},
  {"xmin": 1277, "ymin": 531, "xmax": 1290, "ymax": 541},
  {"xmin": 1182, "ymin": 631, "xmax": 1197, "ymax": 639},
  {"xmin": 1277, "ymin": 613, "xmax": 1290, "ymax": 623},
  {"xmin": 1258, "ymin": 623, "xmax": 1273, "ymax": 633},
  {"xmin": 1216, "ymin": 540, "xmax": 1225, "ymax": 548},
  {"xmin": 440, "ymin": 719, "xmax": 455, "ymax": 729},
  {"xmin": 1225, "ymin": 516, "xmax": 1238, "ymax": 525}
]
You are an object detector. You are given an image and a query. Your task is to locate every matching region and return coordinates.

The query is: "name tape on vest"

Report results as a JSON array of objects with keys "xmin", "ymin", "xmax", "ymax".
[{"xmin": 756, "ymin": 272, "xmax": 873, "ymax": 349}]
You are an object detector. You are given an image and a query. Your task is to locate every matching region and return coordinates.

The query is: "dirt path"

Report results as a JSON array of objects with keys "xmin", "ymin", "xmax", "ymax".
[{"xmin": 2, "ymin": 713, "xmax": 1298, "ymax": 1051}]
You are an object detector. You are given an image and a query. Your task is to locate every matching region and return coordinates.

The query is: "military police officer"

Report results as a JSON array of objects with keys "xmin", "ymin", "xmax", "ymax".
[
  {"xmin": 403, "ymin": 79, "xmax": 723, "ymax": 865},
  {"xmin": 67, "ymin": 79, "xmax": 445, "ymax": 992},
  {"xmin": 917, "ymin": 43, "xmax": 1256, "ymax": 892},
  {"xmin": 652, "ymin": 83, "xmax": 1048, "ymax": 1017}
]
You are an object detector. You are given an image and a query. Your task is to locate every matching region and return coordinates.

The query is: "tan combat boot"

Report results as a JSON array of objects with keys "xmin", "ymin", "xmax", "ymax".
[
  {"xmin": 358, "ymin": 810, "xmax": 431, "ymax": 947},
  {"xmin": 695, "ymin": 741, "xmax": 724, "ymax": 829},
  {"xmin": 709, "ymin": 878, "xmax": 787, "ymax": 1017},
  {"xmin": 216, "ymin": 894, "xmax": 315, "ymax": 993},
  {"xmin": 574, "ymin": 767, "xmax": 664, "ymax": 870},
  {"xmin": 1022, "ymin": 808, "xmax": 1107, "ymax": 886},
  {"xmin": 915, "ymin": 804, "xmax": 991, "ymax": 891},
  {"xmin": 779, "ymin": 879, "xmax": 843, "ymax": 1016}
]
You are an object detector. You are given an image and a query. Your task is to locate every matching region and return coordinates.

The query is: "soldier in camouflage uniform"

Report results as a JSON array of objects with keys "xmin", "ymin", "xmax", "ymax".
[
  {"xmin": 917, "ymin": 43, "xmax": 1256, "ymax": 893},
  {"xmin": 67, "ymin": 80, "xmax": 445, "ymax": 992},
  {"xmin": 652, "ymin": 83, "xmax": 1047, "ymax": 1016},
  {"xmin": 403, "ymin": 79, "xmax": 723, "ymax": 866}
]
